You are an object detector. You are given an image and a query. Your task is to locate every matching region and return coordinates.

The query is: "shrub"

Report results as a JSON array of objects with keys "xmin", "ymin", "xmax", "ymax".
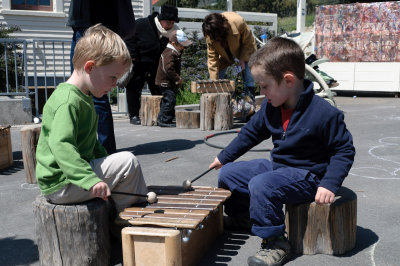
[
  {"xmin": 0, "ymin": 24, "xmax": 23, "ymax": 92},
  {"xmin": 176, "ymin": 88, "xmax": 200, "ymax": 105},
  {"xmin": 179, "ymin": 30, "xmax": 247, "ymax": 104}
]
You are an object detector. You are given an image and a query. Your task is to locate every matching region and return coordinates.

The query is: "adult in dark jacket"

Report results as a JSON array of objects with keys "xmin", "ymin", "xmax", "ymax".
[
  {"xmin": 125, "ymin": 4, "xmax": 179, "ymax": 125},
  {"xmin": 67, "ymin": 0, "xmax": 136, "ymax": 154}
]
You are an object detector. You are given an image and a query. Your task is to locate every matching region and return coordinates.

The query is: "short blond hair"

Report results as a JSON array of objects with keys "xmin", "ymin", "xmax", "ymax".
[{"xmin": 72, "ymin": 24, "xmax": 131, "ymax": 70}]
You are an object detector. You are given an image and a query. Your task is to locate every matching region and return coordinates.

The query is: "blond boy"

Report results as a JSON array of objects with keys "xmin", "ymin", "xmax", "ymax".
[{"xmin": 36, "ymin": 24, "xmax": 147, "ymax": 212}]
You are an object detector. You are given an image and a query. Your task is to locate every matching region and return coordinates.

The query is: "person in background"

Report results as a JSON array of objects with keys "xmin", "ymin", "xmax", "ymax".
[
  {"xmin": 202, "ymin": 12, "xmax": 257, "ymax": 100},
  {"xmin": 125, "ymin": 4, "xmax": 179, "ymax": 125},
  {"xmin": 155, "ymin": 30, "xmax": 192, "ymax": 127},
  {"xmin": 208, "ymin": 37, "xmax": 355, "ymax": 266},
  {"xmin": 67, "ymin": 0, "xmax": 136, "ymax": 154}
]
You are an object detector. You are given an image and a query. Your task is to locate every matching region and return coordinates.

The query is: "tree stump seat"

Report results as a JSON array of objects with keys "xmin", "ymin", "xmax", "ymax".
[
  {"xmin": 140, "ymin": 95, "xmax": 163, "ymax": 126},
  {"xmin": 175, "ymin": 109, "xmax": 200, "ymax": 129},
  {"xmin": 21, "ymin": 124, "xmax": 41, "ymax": 184},
  {"xmin": 0, "ymin": 125, "xmax": 13, "ymax": 170},
  {"xmin": 285, "ymin": 186, "xmax": 357, "ymax": 255},
  {"xmin": 200, "ymin": 93, "xmax": 233, "ymax": 131},
  {"xmin": 33, "ymin": 195, "xmax": 111, "ymax": 266}
]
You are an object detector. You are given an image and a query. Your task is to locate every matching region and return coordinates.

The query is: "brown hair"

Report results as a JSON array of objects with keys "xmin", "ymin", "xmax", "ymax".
[
  {"xmin": 72, "ymin": 24, "xmax": 131, "ymax": 70},
  {"xmin": 249, "ymin": 37, "xmax": 305, "ymax": 83},
  {"xmin": 202, "ymin": 13, "xmax": 230, "ymax": 41}
]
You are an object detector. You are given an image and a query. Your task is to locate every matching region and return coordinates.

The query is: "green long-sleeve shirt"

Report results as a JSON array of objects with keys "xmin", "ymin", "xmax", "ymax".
[{"xmin": 36, "ymin": 83, "xmax": 108, "ymax": 195}]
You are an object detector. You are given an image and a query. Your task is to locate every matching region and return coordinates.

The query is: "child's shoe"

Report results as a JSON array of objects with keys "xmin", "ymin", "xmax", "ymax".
[{"xmin": 247, "ymin": 236, "xmax": 291, "ymax": 266}]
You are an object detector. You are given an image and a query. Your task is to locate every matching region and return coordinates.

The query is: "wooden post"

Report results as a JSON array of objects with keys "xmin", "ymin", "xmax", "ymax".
[
  {"xmin": 0, "ymin": 126, "xmax": 13, "ymax": 170},
  {"xmin": 122, "ymin": 227, "xmax": 181, "ymax": 266},
  {"xmin": 175, "ymin": 109, "xmax": 200, "ymax": 129},
  {"xmin": 33, "ymin": 195, "xmax": 110, "ymax": 266},
  {"xmin": 140, "ymin": 95, "xmax": 163, "ymax": 126},
  {"xmin": 21, "ymin": 124, "xmax": 41, "ymax": 184},
  {"xmin": 285, "ymin": 186, "xmax": 357, "ymax": 255},
  {"xmin": 200, "ymin": 93, "xmax": 232, "ymax": 131}
]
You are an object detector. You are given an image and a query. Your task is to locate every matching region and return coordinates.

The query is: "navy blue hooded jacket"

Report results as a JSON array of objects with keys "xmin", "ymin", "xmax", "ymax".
[{"xmin": 217, "ymin": 80, "xmax": 355, "ymax": 194}]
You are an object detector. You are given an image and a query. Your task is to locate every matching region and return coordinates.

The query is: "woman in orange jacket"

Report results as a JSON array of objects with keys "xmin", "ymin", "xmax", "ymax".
[{"xmin": 202, "ymin": 12, "xmax": 257, "ymax": 97}]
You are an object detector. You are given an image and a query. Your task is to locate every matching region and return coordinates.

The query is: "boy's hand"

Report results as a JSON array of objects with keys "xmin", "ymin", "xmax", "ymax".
[
  {"xmin": 315, "ymin": 186, "xmax": 335, "ymax": 205},
  {"xmin": 90, "ymin": 181, "xmax": 111, "ymax": 201},
  {"xmin": 178, "ymin": 78, "xmax": 183, "ymax": 87},
  {"xmin": 209, "ymin": 157, "xmax": 223, "ymax": 170}
]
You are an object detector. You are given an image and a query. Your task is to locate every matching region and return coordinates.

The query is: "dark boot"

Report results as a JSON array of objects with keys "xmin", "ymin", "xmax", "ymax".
[{"xmin": 247, "ymin": 236, "xmax": 291, "ymax": 266}]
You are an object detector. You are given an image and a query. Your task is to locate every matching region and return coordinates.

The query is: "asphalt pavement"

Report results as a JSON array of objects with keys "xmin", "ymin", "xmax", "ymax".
[{"xmin": 1, "ymin": 95, "xmax": 400, "ymax": 266}]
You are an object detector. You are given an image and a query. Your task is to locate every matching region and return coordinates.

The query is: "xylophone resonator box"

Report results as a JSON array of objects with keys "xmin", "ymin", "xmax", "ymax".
[{"xmin": 120, "ymin": 186, "xmax": 231, "ymax": 266}]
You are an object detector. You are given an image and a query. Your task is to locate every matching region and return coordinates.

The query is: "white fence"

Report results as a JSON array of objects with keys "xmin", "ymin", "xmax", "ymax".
[{"xmin": 155, "ymin": 7, "xmax": 277, "ymax": 37}]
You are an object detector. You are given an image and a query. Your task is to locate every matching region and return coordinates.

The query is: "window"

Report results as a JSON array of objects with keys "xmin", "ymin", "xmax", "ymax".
[{"xmin": 11, "ymin": 0, "xmax": 52, "ymax": 11}]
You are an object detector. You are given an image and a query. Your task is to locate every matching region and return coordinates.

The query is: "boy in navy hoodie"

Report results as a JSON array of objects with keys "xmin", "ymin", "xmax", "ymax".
[{"xmin": 208, "ymin": 37, "xmax": 355, "ymax": 266}]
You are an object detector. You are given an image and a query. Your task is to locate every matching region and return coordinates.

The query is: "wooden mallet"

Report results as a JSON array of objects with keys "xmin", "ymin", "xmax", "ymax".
[
  {"xmin": 113, "ymin": 191, "xmax": 157, "ymax": 203},
  {"xmin": 182, "ymin": 166, "xmax": 216, "ymax": 190}
]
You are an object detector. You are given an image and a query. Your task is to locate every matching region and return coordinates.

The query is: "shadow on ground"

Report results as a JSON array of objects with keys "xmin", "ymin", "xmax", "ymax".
[
  {"xmin": 0, "ymin": 237, "xmax": 39, "ymax": 266},
  {"xmin": 288, "ymin": 225, "xmax": 379, "ymax": 263},
  {"xmin": 199, "ymin": 231, "xmax": 250, "ymax": 265},
  {"xmin": 340, "ymin": 226, "xmax": 379, "ymax": 257},
  {"xmin": 118, "ymin": 139, "xmax": 203, "ymax": 155},
  {"xmin": 0, "ymin": 152, "xmax": 24, "ymax": 175}
]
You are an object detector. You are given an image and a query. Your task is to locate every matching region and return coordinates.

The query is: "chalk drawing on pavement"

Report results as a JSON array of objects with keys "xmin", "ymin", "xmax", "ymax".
[{"xmin": 349, "ymin": 137, "xmax": 400, "ymax": 180}]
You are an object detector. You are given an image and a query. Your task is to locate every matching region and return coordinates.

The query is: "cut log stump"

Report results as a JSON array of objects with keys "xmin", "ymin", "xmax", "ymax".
[
  {"xmin": 285, "ymin": 186, "xmax": 357, "ymax": 255},
  {"xmin": 33, "ymin": 195, "xmax": 110, "ymax": 266},
  {"xmin": 21, "ymin": 124, "xmax": 41, "ymax": 184},
  {"xmin": 175, "ymin": 109, "xmax": 200, "ymax": 129},
  {"xmin": 200, "ymin": 93, "xmax": 232, "ymax": 131},
  {"xmin": 140, "ymin": 95, "xmax": 163, "ymax": 126},
  {"xmin": 0, "ymin": 125, "xmax": 13, "ymax": 170}
]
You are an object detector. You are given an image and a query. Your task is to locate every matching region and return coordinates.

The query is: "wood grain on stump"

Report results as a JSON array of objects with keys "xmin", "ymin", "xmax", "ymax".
[
  {"xmin": 285, "ymin": 186, "xmax": 357, "ymax": 255},
  {"xmin": 33, "ymin": 196, "xmax": 110, "ymax": 266},
  {"xmin": 140, "ymin": 95, "xmax": 163, "ymax": 126},
  {"xmin": 21, "ymin": 124, "xmax": 41, "ymax": 184},
  {"xmin": 200, "ymin": 93, "xmax": 232, "ymax": 131},
  {"xmin": 176, "ymin": 109, "xmax": 200, "ymax": 129}
]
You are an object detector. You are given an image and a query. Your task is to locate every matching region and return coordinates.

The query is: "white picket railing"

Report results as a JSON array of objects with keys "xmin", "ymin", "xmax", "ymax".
[{"xmin": 153, "ymin": 7, "xmax": 277, "ymax": 37}]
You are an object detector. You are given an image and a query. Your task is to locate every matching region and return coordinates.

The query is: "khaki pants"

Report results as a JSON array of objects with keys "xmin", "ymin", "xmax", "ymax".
[{"xmin": 45, "ymin": 151, "xmax": 147, "ymax": 212}]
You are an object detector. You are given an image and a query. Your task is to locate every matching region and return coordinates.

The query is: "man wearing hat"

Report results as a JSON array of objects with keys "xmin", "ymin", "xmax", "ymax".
[
  {"xmin": 125, "ymin": 4, "xmax": 180, "ymax": 125},
  {"xmin": 155, "ymin": 30, "xmax": 192, "ymax": 127}
]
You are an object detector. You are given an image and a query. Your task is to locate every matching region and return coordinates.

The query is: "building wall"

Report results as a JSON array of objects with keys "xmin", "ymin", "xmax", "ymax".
[{"xmin": 0, "ymin": 0, "xmax": 147, "ymax": 81}]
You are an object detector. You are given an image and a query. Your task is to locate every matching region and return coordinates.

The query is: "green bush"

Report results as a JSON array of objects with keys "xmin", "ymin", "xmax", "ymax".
[
  {"xmin": 109, "ymin": 87, "xmax": 118, "ymax": 104},
  {"xmin": 176, "ymin": 88, "xmax": 200, "ymax": 106},
  {"xmin": 179, "ymin": 30, "xmax": 246, "ymax": 104},
  {"xmin": 0, "ymin": 24, "xmax": 23, "ymax": 92}
]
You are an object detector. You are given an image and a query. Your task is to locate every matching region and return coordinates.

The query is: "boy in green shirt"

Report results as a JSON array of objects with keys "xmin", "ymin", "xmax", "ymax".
[{"xmin": 35, "ymin": 24, "xmax": 147, "ymax": 212}]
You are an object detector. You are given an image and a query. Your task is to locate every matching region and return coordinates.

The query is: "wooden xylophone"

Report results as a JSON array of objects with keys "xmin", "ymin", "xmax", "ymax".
[
  {"xmin": 190, "ymin": 79, "xmax": 235, "ymax": 94},
  {"xmin": 120, "ymin": 185, "xmax": 231, "ymax": 266}
]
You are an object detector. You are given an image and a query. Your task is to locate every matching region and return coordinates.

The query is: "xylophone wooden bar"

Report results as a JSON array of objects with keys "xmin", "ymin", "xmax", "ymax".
[{"xmin": 120, "ymin": 186, "xmax": 231, "ymax": 266}]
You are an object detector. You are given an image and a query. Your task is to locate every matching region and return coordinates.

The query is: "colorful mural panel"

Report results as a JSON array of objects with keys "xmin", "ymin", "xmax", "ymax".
[{"xmin": 315, "ymin": 2, "xmax": 400, "ymax": 62}]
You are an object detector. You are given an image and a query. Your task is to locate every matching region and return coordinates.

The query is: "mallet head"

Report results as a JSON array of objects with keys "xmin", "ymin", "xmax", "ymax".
[
  {"xmin": 146, "ymin": 192, "xmax": 157, "ymax": 203},
  {"xmin": 182, "ymin": 179, "xmax": 192, "ymax": 190}
]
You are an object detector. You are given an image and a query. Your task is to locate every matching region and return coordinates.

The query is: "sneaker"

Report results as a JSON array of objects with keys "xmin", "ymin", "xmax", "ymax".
[
  {"xmin": 247, "ymin": 236, "xmax": 291, "ymax": 266},
  {"xmin": 223, "ymin": 215, "xmax": 252, "ymax": 232},
  {"xmin": 158, "ymin": 121, "xmax": 176, "ymax": 127},
  {"xmin": 130, "ymin": 116, "xmax": 141, "ymax": 125}
]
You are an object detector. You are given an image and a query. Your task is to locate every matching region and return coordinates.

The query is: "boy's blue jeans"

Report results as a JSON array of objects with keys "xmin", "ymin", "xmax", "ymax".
[{"xmin": 218, "ymin": 159, "xmax": 320, "ymax": 239}]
